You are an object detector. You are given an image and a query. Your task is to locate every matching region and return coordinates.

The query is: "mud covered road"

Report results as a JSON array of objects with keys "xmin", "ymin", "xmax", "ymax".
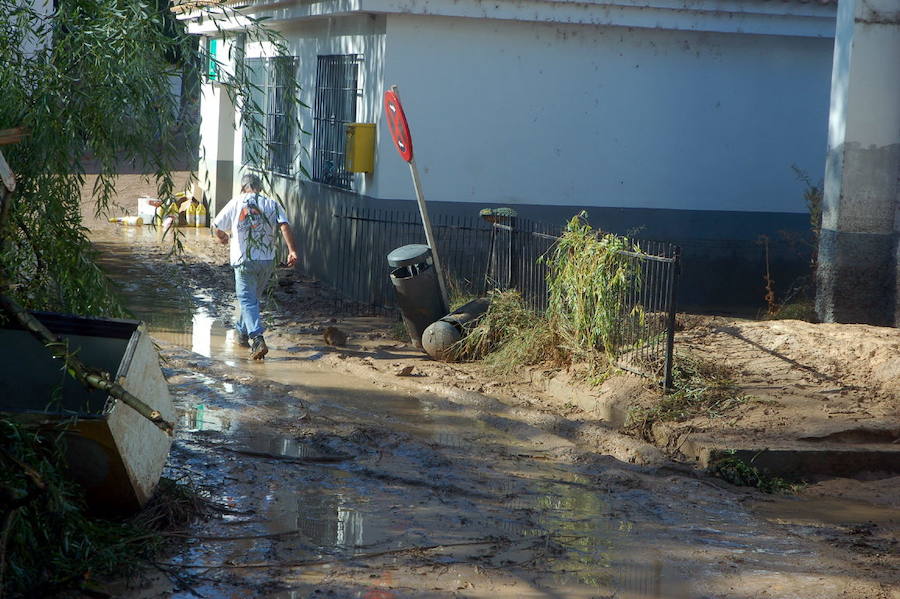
[{"xmin": 86, "ymin": 198, "xmax": 897, "ymax": 598}]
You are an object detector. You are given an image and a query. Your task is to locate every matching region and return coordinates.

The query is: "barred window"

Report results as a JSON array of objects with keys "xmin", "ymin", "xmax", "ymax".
[
  {"xmin": 312, "ymin": 54, "xmax": 362, "ymax": 190},
  {"xmin": 242, "ymin": 56, "xmax": 298, "ymax": 176}
]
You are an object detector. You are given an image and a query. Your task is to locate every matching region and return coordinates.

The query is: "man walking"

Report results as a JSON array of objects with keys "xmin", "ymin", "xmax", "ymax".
[{"xmin": 212, "ymin": 173, "xmax": 298, "ymax": 360}]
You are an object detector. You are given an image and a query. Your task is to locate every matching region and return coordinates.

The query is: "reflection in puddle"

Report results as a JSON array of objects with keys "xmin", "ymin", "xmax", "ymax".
[
  {"xmin": 190, "ymin": 311, "xmax": 216, "ymax": 357},
  {"xmin": 431, "ymin": 431, "xmax": 464, "ymax": 448},
  {"xmin": 267, "ymin": 484, "xmax": 369, "ymax": 550},
  {"xmin": 181, "ymin": 404, "xmax": 232, "ymax": 432},
  {"xmin": 609, "ymin": 560, "xmax": 664, "ymax": 599},
  {"xmin": 235, "ymin": 433, "xmax": 372, "ymax": 549},
  {"xmin": 244, "ymin": 434, "xmax": 329, "ymax": 459}
]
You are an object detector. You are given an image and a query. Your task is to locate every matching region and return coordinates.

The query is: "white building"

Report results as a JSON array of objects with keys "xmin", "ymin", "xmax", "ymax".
[{"xmin": 181, "ymin": 0, "xmax": 838, "ymax": 311}]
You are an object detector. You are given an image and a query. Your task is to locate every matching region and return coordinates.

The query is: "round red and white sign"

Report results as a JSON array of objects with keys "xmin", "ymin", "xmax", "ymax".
[{"xmin": 384, "ymin": 90, "xmax": 413, "ymax": 162}]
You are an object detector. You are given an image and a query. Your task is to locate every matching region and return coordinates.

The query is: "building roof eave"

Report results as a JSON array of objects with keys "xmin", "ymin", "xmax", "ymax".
[{"xmin": 177, "ymin": 0, "xmax": 836, "ymax": 39}]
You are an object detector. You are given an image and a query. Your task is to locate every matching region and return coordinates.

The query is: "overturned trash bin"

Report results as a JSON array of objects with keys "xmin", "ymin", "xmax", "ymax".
[
  {"xmin": 422, "ymin": 297, "xmax": 491, "ymax": 362},
  {"xmin": 388, "ymin": 244, "xmax": 447, "ymax": 349}
]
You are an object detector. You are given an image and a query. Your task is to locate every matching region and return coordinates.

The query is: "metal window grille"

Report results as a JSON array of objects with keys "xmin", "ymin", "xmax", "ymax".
[
  {"xmin": 241, "ymin": 56, "xmax": 297, "ymax": 176},
  {"xmin": 242, "ymin": 58, "xmax": 266, "ymax": 169},
  {"xmin": 312, "ymin": 55, "xmax": 361, "ymax": 190}
]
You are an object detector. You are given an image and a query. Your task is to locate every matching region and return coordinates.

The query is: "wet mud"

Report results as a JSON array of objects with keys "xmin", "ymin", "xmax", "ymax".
[{"xmin": 88, "ymin": 220, "xmax": 898, "ymax": 599}]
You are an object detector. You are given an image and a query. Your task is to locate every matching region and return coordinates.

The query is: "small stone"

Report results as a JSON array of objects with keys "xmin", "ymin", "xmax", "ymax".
[
  {"xmin": 323, "ymin": 326, "xmax": 347, "ymax": 346},
  {"xmin": 396, "ymin": 365, "xmax": 415, "ymax": 377}
]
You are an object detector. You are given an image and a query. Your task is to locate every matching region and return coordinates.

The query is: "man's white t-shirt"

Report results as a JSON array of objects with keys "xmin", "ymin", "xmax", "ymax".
[{"xmin": 212, "ymin": 192, "xmax": 289, "ymax": 266}]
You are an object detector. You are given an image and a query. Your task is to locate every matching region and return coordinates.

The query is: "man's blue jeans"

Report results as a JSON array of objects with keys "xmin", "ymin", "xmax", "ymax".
[{"xmin": 233, "ymin": 260, "xmax": 274, "ymax": 338}]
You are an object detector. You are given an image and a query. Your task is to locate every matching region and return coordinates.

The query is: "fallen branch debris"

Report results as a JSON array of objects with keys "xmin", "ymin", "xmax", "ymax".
[{"xmin": 158, "ymin": 537, "xmax": 510, "ymax": 570}]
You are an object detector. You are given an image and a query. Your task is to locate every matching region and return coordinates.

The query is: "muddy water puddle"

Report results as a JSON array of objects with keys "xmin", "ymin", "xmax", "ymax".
[
  {"xmin": 164, "ymin": 402, "xmax": 668, "ymax": 597},
  {"xmin": 91, "ymin": 224, "xmax": 887, "ymax": 599},
  {"xmin": 752, "ymin": 496, "xmax": 899, "ymax": 528},
  {"xmin": 93, "ymin": 226, "xmax": 682, "ymax": 597}
]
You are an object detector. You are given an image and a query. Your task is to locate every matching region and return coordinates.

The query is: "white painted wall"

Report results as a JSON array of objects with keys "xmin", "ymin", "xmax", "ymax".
[
  {"xmin": 374, "ymin": 14, "xmax": 834, "ymax": 213},
  {"xmin": 234, "ymin": 15, "xmax": 387, "ymax": 197},
  {"xmin": 198, "ymin": 37, "xmax": 237, "ymax": 213},
  {"xmin": 822, "ymin": 0, "xmax": 900, "ymax": 235},
  {"xmin": 16, "ymin": 0, "xmax": 54, "ymax": 58}
]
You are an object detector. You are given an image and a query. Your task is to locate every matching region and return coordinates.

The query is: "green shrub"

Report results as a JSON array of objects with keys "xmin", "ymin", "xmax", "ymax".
[
  {"xmin": 0, "ymin": 419, "xmax": 202, "ymax": 597},
  {"xmin": 544, "ymin": 213, "xmax": 643, "ymax": 360},
  {"xmin": 625, "ymin": 355, "xmax": 749, "ymax": 440}
]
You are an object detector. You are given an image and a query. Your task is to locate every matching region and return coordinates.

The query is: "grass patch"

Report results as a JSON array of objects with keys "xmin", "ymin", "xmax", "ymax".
[
  {"xmin": 0, "ymin": 419, "xmax": 207, "ymax": 597},
  {"xmin": 456, "ymin": 214, "xmax": 641, "ymax": 378},
  {"xmin": 709, "ymin": 451, "xmax": 803, "ymax": 494},
  {"xmin": 453, "ymin": 289, "xmax": 561, "ymax": 372},
  {"xmin": 625, "ymin": 355, "xmax": 750, "ymax": 441},
  {"xmin": 390, "ymin": 319, "xmax": 410, "ymax": 343},
  {"xmin": 763, "ymin": 298, "xmax": 818, "ymax": 322}
]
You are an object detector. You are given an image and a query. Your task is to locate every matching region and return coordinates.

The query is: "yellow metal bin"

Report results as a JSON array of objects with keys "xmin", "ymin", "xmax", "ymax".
[{"xmin": 345, "ymin": 123, "xmax": 375, "ymax": 173}]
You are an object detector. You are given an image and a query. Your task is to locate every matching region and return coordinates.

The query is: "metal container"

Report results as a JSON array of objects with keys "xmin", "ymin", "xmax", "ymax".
[{"xmin": 0, "ymin": 312, "xmax": 175, "ymax": 514}]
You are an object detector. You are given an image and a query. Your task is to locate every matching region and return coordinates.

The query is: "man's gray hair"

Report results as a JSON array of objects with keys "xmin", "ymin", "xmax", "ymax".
[{"xmin": 241, "ymin": 173, "xmax": 263, "ymax": 192}]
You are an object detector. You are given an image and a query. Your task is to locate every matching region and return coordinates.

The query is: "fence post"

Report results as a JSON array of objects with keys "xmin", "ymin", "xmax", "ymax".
[
  {"xmin": 484, "ymin": 223, "xmax": 497, "ymax": 291},
  {"xmin": 507, "ymin": 216, "xmax": 518, "ymax": 289},
  {"xmin": 662, "ymin": 246, "xmax": 681, "ymax": 391}
]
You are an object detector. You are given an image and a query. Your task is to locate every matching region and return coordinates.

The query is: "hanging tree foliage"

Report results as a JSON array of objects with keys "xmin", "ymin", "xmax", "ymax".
[
  {"xmin": 0, "ymin": 0, "xmax": 301, "ymax": 315},
  {"xmin": 0, "ymin": 0, "xmax": 302, "ymax": 457},
  {"xmin": 0, "ymin": 0, "xmax": 301, "ymax": 482},
  {"xmin": 0, "ymin": 1, "xmax": 304, "ymax": 595}
]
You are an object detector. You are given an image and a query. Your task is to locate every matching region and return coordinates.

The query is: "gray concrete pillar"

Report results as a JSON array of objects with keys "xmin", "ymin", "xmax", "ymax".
[{"xmin": 816, "ymin": 0, "xmax": 900, "ymax": 326}]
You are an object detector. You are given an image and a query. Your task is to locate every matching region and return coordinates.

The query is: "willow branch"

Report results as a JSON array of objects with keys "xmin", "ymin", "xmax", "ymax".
[
  {"xmin": 0, "ymin": 509, "xmax": 16, "ymax": 593},
  {"xmin": 158, "ymin": 538, "xmax": 507, "ymax": 570},
  {"xmin": 0, "ymin": 446, "xmax": 46, "ymax": 491},
  {"xmin": 13, "ymin": 214, "xmax": 46, "ymax": 277},
  {"xmin": 0, "ymin": 293, "xmax": 174, "ymax": 435}
]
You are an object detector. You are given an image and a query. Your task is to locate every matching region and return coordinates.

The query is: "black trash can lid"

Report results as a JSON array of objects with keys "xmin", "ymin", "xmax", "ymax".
[{"xmin": 387, "ymin": 244, "xmax": 432, "ymax": 268}]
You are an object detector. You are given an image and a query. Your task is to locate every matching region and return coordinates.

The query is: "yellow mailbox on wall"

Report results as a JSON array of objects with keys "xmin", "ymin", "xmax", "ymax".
[{"xmin": 345, "ymin": 123, "xmax": 376, "ymax": 173}]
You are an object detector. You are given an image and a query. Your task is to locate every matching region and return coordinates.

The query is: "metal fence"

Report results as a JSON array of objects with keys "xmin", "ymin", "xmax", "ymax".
[
  {"xmin": 612, "ymin": 239, "xmax": 681, "ymax": 388},
  {"xmin": 331, "ymin": 206, "xmax": 493, "ymax": 313},
  {"xmin": 329, "ymin": 206, "xmax": 680, "ymax": 387},
  {"xmin": 487, "ymin": 218, "xmax": 680, "ymax": 387}
]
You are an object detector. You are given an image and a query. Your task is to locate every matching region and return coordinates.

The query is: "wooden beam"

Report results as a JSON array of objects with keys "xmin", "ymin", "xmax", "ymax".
[{"xmin": 0, "ymin": 127, "xmax": 29, "ymax": 147}]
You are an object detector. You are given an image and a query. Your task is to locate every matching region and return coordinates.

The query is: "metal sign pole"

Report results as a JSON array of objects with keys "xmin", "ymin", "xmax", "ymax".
[
  {"xmin": 407, "ymin": 156, "xmax": 449, "ymax": 311},
  {"xmin": 389, "ymin": 85, "xmax": 449, "ymax": 312}
]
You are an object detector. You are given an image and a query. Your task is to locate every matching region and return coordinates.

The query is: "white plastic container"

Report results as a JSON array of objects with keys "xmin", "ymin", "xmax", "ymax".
[
  {"xmin": 137, "ymin": 197, "xmax": 161, "ymax": 221},
  {"xmin": 109, "ymin": 216, "xmax": 144, "ymax": 226}
]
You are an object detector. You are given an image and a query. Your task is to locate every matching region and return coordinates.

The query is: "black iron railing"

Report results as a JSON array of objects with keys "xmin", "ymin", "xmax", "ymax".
[
  {"xmin": 612, "ymin": 240, "xmax": 681, "ymax": 389},
  {"xmin": 330, "ymin": 206, "xmax": 680, "ymax": 387}
]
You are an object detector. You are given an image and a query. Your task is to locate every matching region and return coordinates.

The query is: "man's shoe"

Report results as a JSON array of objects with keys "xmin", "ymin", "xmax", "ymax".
[
  {"xmin": 249, "ymin": 335, "xmax": 268, "ymax": 360},
  {"xmin": 236, "ymin": 331, "xmax": 250, "ymax": 347}
]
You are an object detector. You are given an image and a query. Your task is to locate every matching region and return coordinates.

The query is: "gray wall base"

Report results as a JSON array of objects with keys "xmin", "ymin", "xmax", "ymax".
[
  {"xmin": 275, "ymin": 180, "xmax": 816, "ymax": 315},
  {"xmin": 816, "ymin": 228, "xmax": 896, "ymax": 326}
]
